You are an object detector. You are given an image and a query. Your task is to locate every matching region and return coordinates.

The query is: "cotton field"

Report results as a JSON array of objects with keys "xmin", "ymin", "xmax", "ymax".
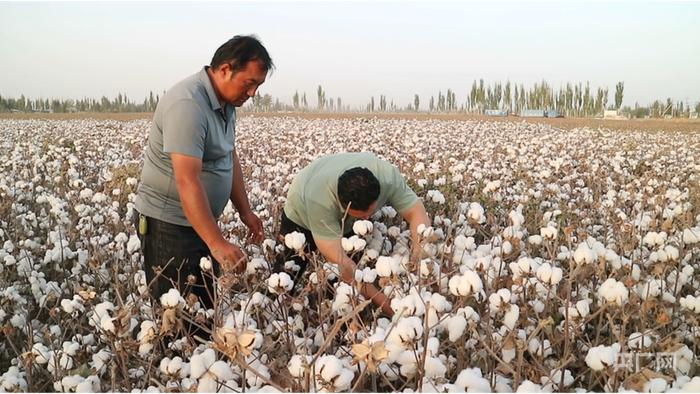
[{"xmin": 1, "ymin": 116, "xmax": 700, "ymax": 393}]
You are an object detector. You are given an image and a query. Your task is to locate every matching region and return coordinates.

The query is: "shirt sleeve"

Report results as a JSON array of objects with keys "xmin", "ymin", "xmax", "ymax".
[
  {"xmin": 383, "ymin": 161, "xmax": 419, "ymax": 214},
  {"xmin": 162, "ymin": 99, "xmax": 207, "ymax": 158}
]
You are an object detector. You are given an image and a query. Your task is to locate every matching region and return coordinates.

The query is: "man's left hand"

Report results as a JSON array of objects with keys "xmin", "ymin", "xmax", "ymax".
[{"xmin": 242, "ymin": 212, "xmax": 264, "ymax": 244}]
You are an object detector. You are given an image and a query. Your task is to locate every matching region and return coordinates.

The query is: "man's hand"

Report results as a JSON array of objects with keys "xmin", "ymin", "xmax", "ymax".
[
  {"xmin": 210, "ymin": 240, "xmax": 246, "ymax": 273},
  {"xmin": 241, "ymin": 211, "xmax": 264, "ymax": 244}
]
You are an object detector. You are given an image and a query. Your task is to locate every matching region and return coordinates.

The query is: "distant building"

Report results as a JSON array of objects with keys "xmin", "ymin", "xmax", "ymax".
[
  {"xmin": 520, "ymin": 109, "xmax": 546, "ymax": 117},
  {"xmin": 545, "ymin": 110, "xmax": 563, "ymax": 118},
  {"xmin": 485, "ymin": 109, "xmax": 508, "ymax": 117},
  {"xmin": 603, "ymin": 110, "xmax": 625, "ymax": 119}
]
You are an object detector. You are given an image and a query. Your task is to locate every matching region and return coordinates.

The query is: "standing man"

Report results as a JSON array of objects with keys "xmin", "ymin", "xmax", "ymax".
[
  {"xmin": 134, "ymin": 35, "xmax": 272, "ymax": 311},
  {"xmin": 278, "ymin": 152, "xmax": 431, "ymax": 317}
]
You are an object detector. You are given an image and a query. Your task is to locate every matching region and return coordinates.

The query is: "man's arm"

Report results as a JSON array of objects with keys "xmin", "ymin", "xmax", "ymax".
[
  {"xmin": 230, "ymin": 149, "xmax": 264, "ymax": 244},
  {"xmin": 400, "ymin": 200, "xmax": 431, "ymax": 263},
  {"xmin": 171, "ymin": 153, "xmax": 245, "ymax": 271},
  {"xmin": 314, "ymin": 237, "xmax": 394, "ymax": 317}
]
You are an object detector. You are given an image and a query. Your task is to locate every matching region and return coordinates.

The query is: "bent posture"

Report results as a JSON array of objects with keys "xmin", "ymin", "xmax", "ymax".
[{"xmin": 278, "ymin": 152, "xmax": 430, "ymax": 317}]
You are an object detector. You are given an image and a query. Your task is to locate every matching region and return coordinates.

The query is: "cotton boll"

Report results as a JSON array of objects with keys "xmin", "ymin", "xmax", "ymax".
[
  {"xmin": 284, "ymin": 231, "xmax": 306, "ymax": 251},
  {"xmin": 573, "ymin": 243, "xmax": 595, "ymax": 265},
  {"xmin": 682, "ymin": 228, "xmax": 700, "ymax": 244},
  {"xmin": 31, "ymin": 343, "xmax": 51, "ymax": 364},
  {"xmin": 516, "ymin": 380, "xmax": 543, "ymax": 392},
  {"xmin": 417, "ymin": 224, "xmax": 435, "ymax": 238},
  {"xmin": 598, "ymin": 278, "xmax": 629, "ymax": 306},
  {"xmin": 584, "ymin": 344, "xmax": 620, "ymax": 371},
  {"xmin": 361, "ymin": 267, "xmax": 377, "ymax": 283},
  {"xmin": 540, "ymin": 226, "xmax": 557, "ymax": 240},
  {"xmin": 376, "ymin": 256, "xmax": 397, "ymax": 277},
  {"xmin": 199, "ymin": 256, "xmax": 212, "ymax": 271},
  {"xmin": 353, "ymin": 220, "xmax": 373, "ymax": 236},
  {"xmin": 453, "ymin": 368, "xmax": 491, "ymax": 392},
  {"xmin": 189, "ymin": 349, "xmax": 216, "ymax": 379},
  {"xmin": 160, "ymin": 288, "xmax": 183, "ymax": 308},
  {"xmin": 288, "ymin": 355, "xmax": 311, "ymax": 378},
  {"xmin": 528, "ymin": 235, "xmax": 543, "ymax": 245},
  {"xmin": 444, "ymin": 314, "xmax": 467, "ymax": 342},
  {"xmin": 503, "ymin": 304, "xmax": 519, "ymax": 330},
  {"xmin": 267, "ymin": 272, "xmax": 294, "ymax": 294}
]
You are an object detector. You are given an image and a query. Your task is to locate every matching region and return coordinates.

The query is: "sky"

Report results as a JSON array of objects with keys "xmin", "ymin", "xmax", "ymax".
[{"xmin": 1, "ymin": 1, "xmax": 699, "ymax": 109}]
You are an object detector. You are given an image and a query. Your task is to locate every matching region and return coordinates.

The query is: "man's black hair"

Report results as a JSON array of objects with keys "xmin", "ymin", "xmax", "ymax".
[
  {"xmin": 211, "ymin": 35, "xmax": 274, "ymax": 73},
  {"xmin": 338, "ymin": 167, "xmax": 380, "ymax": 211}
]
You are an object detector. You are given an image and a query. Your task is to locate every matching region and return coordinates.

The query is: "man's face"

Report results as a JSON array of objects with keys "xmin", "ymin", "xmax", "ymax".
[
  {"xmin": 219, "ymin": 59, "xmax": 268, "ymax": 107},
  {"xmin": 347, "ymin": 201, "xmax": 378, "ymax": 220}
]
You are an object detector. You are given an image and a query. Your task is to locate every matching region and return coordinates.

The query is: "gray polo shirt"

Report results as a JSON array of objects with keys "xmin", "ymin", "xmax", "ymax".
[{"xmin": 135, "ymin": 67, "xmax": 236, "ymax": 226}]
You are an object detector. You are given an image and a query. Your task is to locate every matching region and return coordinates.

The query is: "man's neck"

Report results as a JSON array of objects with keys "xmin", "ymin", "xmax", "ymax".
[{"xmin": 206, "ymin": 67, "xmax": 227, "ymax": 109}]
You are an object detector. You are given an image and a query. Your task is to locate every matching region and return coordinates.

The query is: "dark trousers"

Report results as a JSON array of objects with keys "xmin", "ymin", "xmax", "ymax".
[{"xmin": 133, "ymin": 210, "xmax": 220, "ymax": 314}]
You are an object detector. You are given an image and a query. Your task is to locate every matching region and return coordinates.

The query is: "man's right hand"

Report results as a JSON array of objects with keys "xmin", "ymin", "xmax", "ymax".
[{"xmin": 209, "ymin": 240, "xmax": 246, "ymax": 273}]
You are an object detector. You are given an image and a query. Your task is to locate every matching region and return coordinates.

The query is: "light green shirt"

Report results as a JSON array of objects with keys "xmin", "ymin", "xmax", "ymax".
[{"xmin": 284, "ymin": 152, "xmax": 419, "ymax": 240}]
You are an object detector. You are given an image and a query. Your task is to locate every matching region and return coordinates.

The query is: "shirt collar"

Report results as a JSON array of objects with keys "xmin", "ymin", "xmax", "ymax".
[{"xmin": 199, "ymin": 66, "xmax": 223, "ymax": 112}]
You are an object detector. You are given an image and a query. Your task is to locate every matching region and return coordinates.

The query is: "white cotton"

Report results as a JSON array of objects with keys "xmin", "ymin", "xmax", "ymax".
[
  {"xmin": 453, "ymin": 367, "xmax": 491, "ymax": 392},
  {"xmin": 679, "ymin": 295, "xmax": 700, "ymax": 313},
  {"xmin": 189, "ymin": 349, "xmax": 216, "ymax": 379},
  {"xmin": 208, "ymin": 361, "xmax": 235, "ymax": 381},
  {"xmin": 288, "ymin": 355, "xmax": 311, "ymax": 378},
  {"xmin": 453, "ymin": 235, "xmax": 476, "ymax": 251},
  {"xmin": 680, "ymin": 377, "xmax": 700, "ymax": 392},
  {"xmin": 417, "ymin": 224, "xmax": 435, "ymax": 238},
  {"xmin": 361, "ymin": 267, "xmax": 377, "ymax": 283},
  {"xmin": 126, "ymin": 234, "xmax": 141, "ymax": 254},
  {"xmin": 353, "ymin": 220, "xmax": 373, "ymax": 236},
  {"xmin": 445, "ymin": 314, "xmax": 467, "ymax": 342},
  {"xmin": 199, "ymin": 256, "xmax": 212, "ymax": 271},
  {"xmin": 584, "ymin": 343, "xmax": 620, "ymax": 371},
  {"xmin": 598, "ymin": 278, "xmax": 629, "ymax": 306},
  {"xmin": 376, "ymin": 256, "xmax": 398, "ymax": 277},
  {"xmin": 573, "ymin": 243, "xmax": 595, "ymax": 264},
  {"xmin": 682, "ymin": 228, "xmax": 700, "ymax": 244},
  {"xmin": 467, "ymin": 202, "xmax": 486, "ymax": 224},
  {"xmin": 503, "ymin": 304, "xmax": 519, "ymax": 330},
  {"xmin": 424, "ymin": 357, "xmax": 446, "ymax": 379},
  {"xmin": 528, "ymin": 235, "xmax": 543, "ymax": 245},
  {"xmin": 342, "ymin": 235, "xmax": 366, "ymax": 252},
  {"xmin": 540, "ymin": 226, "xmax": 557, "ymax": 240},
  {"xmin": 31, "ymin": 343, "xmax": 51, "ymax": 364},
  {"xmin": 267, "ymin": 272, "xmax": 294, "ymax": 294},
  {"xmin": 160, "ymin": 288, "xmax": 182, "ymax": 308},
  {"xmin": 284, "ymin": 231, "xmax": 306, "ymax": 251},
  {"xmin": 516, "ymin": 380, "xmax": 543, "ymax": 392},
  {"xmin": 448, "ymin": 270, "xmax": 483, "ymax": 297}
]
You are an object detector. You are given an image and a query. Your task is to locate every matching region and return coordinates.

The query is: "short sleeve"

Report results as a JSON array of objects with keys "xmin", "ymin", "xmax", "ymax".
[
  {"xmin": 384, "ymin": 163, "xmax": 419, "ymax": 214},
  {"xmin": 162, "ymin": 99, "xmax": 207, "ymax": 158}
]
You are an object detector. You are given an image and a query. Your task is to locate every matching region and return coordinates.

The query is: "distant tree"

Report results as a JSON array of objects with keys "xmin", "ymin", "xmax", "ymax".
[
  {"xmin": 414, "ymin": 94, "xmax": 420, "ymax": 111},
  {"xmin": 337, "ymin": 97, "xmax": 342, "ymax": 112},
  {"xmin": 615, "ymin": 81, "xmax": 624, "ymax": 109},
  {"xmin": 317, "ymin": 85, "xmax": 326, "ymax": 110},
  {"xmin": 429, "ymin": 96, "xmax": 435, "ymax": 112},
  {"xmin": 293, "ymin": 91, "xmax": 300, "ymax": 109}
]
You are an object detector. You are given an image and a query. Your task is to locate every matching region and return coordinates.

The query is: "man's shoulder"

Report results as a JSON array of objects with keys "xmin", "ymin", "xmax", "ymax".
[{"xmin": 161, "ymin": 71, "xmax": 208, "ymax": 109}]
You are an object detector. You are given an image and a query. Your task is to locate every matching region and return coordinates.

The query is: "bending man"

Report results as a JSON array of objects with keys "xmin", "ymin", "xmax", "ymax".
[{"xmin": 278, "ymin": 152, "xmax": 430, "ymax": 317}]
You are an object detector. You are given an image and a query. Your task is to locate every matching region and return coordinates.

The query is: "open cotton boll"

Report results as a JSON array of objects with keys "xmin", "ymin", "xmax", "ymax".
[
  {"xmin": 680, "ymin": 376, "xmax": 700, "ymax": 392},
  {"xmin": 683, "ymin": 228, "xmax": 700, "ymax": 244},
  {"xmin": 284, "ymin": 231, "xmax": 306, "ymax": 251},
  {"xmin": 453, "ymin": 367, "xmax": 491, "ymax": 392},
  {"xmin": 341, "ymin": 235, "xmax": 366, "ymax": 252},
  {"xmin": 642, "ymin": 231, "xmax": 667, "ymax": 248},
  {"xmin": 573, "ymin": 243, "xmax": 595, "ymax": 265},
  {"xmin": 448, "ymin": 270, "xmax": 483, "ymax": 297},
  {"xmin": 540, "ymin": 226, "xmax": 557, "ymax": 240},
  {"xmin": 31, "ymin": 343, "xmax": 51, "ymax": 364},
  {"xmin": 376, "ymin": 256, "xmax": 398, "ymax": 277},
  {"xmin": 679, "ymin": 295, "xmax": 700, "ymax": 313},
  {"xmin": 503, "ymin": 304, "xmax": 520, "ymax": 330},
  {"xmin": 160, "ymin": 288, "xmax": 183, "ymax": 308},
  {"xmin": 489, "ymin": 289, "xmax": 511, "ymax": 314},
  {"xmin": 453, "ymin": 234, "xmax": 476, "ymax": 251},
  {"xmin": 516, "ymin": 380, "xmax": 543, "ymax": 392},
  {"xmin": 417, "ymin": 224, "xmax": 435, "ymax": 238},
  {"xmin": 585, "ymin": 344, "xmax": 620, "ymax": 371},
  {"xmin": 536, "ymin": 262, "xmax": 563, "ymax": 285},
  {"xmin": 199, "ymin": 256, "xmax": 212, "ymax": 271},
  {"xmin": 267, "ymin": 272, "xmax": 294, "ymax": 294},
  {"xmin": 427, "ymin": 190, "xmax": 446, "ymax": 204},
  {"xmin": 467, "ymin": 202, "xmax": 486, "ymax": 224},
  {"xmin": 598, "ymin": 278, "xmax": 629, "ymax": 306},
  {"xmin": 288, "ymin": 355, "xmax": 312, "ymax": 378},
  {"xmin": 444, "ymin": 314, "xmax": 467, "ymax": 342},
  {"xmin": 353, "ymin": 220, "xmax": 373, "ymax": 236},
  {"xmin": 189, "ymin": 349, "xmax": 217, "ymax": 379},
  {"xmin": 528, "ymin": 235, "xmax": 543, "ymax": 245}
]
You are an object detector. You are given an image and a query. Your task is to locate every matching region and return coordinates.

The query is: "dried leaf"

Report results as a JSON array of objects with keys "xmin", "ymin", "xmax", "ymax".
[
  {"xmin": 623, "ymin": 368, "xmax": 671, "ymax": 392},
  {"xmin": 160, "ymin": 307, "xmax": 182, "ymax": 336}
]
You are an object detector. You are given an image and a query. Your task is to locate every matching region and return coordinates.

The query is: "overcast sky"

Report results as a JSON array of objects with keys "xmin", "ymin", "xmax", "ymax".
[{"xmin": 1, "ymin": 1, "xmax": 698, "ymax": 108}]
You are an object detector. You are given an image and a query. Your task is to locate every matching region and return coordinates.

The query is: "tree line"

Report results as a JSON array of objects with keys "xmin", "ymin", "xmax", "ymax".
[{"xmin": 2, "ymin": 81, "xmax": 698, "ymax": 119}]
